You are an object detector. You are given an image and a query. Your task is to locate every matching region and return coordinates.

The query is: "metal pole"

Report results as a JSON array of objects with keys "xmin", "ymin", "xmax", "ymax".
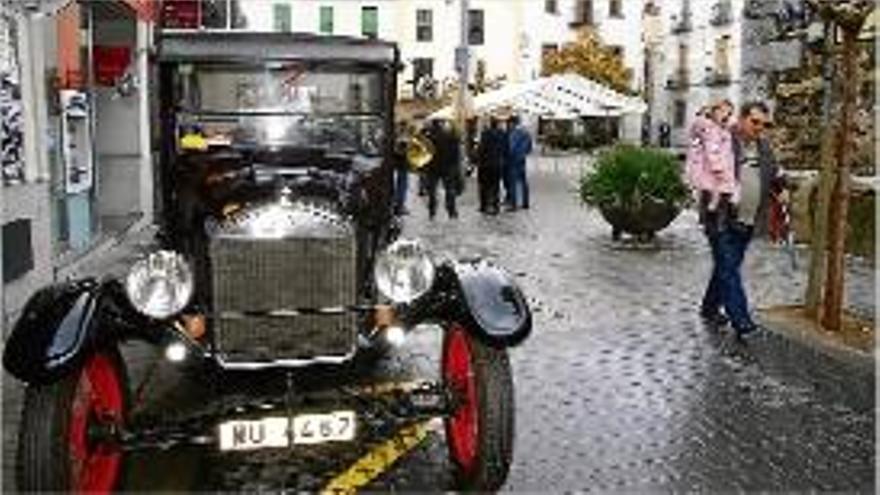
[{"xmin": 456, "ymin": 0, "xmax": 470, "ymax": 169}]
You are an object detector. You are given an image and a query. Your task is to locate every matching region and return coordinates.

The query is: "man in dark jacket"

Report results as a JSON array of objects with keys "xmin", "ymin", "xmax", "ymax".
[
  {"xmin": 700, "ymin": 101, "xmax": 785, "ymax": 338},
  {"xmin": 476, "ymin": 116, "xmax": 506, "ymax": 214},
  {"xmin": 424, "ymin": 119, "xmax": 461, "ymax": 219}
]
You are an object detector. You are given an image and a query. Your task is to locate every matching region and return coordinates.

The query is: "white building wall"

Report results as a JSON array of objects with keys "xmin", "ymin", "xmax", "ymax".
[
  {"xmin": 657, "ymin": 0, "xmax": 744, "ymax": 150},
  {"xmin": 238, "ymin": 0, "xmax": 577, "ymax": 94}
]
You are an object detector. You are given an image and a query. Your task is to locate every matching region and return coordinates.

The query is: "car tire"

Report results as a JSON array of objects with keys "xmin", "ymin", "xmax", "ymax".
[
  {"xmin": 442, "ymin": 322, "xmax": 514, "ymax": 491},
  {"xmin": 17, "ymin": 347, "xmax": 129, "ymax": 492}
]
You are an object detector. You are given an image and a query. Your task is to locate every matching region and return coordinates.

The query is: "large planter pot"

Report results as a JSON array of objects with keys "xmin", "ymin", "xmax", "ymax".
[{"xmin": 598, "ymin": 198, "xmax": 681, "ymax": 241}]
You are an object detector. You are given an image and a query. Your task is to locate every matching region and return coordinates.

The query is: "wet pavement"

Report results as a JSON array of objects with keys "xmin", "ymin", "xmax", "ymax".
[{"xmin": 2, "ymin": 160, "xmax": 876, "ymax": 492}]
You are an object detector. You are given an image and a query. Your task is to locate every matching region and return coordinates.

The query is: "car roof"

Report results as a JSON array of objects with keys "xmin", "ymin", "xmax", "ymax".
[{"xmin": 158, "ymin": 31, "xmax": 398, "ymax": 65}]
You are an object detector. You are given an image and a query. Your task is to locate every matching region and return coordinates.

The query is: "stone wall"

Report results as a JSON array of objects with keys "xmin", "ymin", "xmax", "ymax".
[
  {"xmin": 741, "ymin": 0, "xmax": 876, "ymax": 259},
  {"xmin": 740, "ymin": 0, "xmax": 875, "ymax": 174}
]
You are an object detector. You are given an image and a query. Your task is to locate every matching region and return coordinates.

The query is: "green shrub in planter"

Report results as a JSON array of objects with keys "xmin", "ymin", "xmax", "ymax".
[{"xmin": 580, "ymin": 145, "xmax": 689, "ymax": 239}]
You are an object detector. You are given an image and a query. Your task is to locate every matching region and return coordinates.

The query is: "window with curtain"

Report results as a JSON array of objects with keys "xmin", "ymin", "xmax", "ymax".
[
  {"xmin": 609, "ymin": 0, "xmax": 623, "ymax": 18},
  {"xmin": 715, "ymin": 35, "xmax": 731, "ymax": 75},
  {"xmin": 416, "ymin": 9, "xmax": 433, "ymax": 42},
  {"xmin": 468, "ymin": 9, "xmax": 484, "ymax": 45},
  {"xmin": 273, "ymin": 4, "xmax": 291, "ymax": 32},
  {"xmin": 362, "ymin": 6, "xmax": 379, "ymax": 39},
  {"xmin": 674, "ymin": 100, "xmax": 687, "ymax": 127},
  {"xmin": 575, "ymin": 0, "xmax": 594, "ymax": 25},
  {"xmin": 319, "ymin": 6, "xmax": 334, "ymax": 34}
]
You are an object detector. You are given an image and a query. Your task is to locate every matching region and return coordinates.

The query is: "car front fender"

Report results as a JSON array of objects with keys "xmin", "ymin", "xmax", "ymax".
[
  {"xmin": 429, "ymin": 259, "xmax": 532, "ymax": 347},
  {"xmin": 2, "ymin": 279, "xmax": 152, "ymax": 385}
]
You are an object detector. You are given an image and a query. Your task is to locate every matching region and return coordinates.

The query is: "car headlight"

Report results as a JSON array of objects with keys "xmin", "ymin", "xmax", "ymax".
[
  {"xmin": 125, "ymin": 251, "xmax": 194, "ymax": 319},
  {"xmin": 374, "ymin": 239, "xmax": 435, "ymax": 303}
]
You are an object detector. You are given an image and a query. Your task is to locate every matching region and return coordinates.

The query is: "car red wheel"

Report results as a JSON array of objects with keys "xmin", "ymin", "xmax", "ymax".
[
  {"xmin": 17, "ymin": 348, "xmax": 128, "ymax": 493},
  {"xmin": 68, "ymin": 352, "xmax": 126, "ymax": 492},
  {"xmin": 443, "ymin": 323, "xmax": 479, "ymax": 473},
  {"xmin": 442, "ymin": 322, "xmax": 514, "ymax": 491}
]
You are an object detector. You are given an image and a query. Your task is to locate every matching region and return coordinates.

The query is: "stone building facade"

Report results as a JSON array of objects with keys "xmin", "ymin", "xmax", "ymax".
[
  {"xmin": 739, "ymin": 0, "xmax": 876, "ymax": 256},
  {"xmin": 740, "ymin": 0, "xmax": 875, "ymax": 175}
]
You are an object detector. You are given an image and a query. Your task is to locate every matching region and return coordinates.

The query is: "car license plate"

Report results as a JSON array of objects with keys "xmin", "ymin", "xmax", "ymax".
[{"xmin": 218, "ymin": 411, "xmax": 356, "ymax": 451}]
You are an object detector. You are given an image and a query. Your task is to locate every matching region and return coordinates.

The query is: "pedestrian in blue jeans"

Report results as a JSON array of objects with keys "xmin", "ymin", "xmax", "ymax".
[
  {"xmin": 505, "ymin": 115, "xmax": 533, "ymax": 210},
  {"xmin": 699, "ymin": 101, "xmax": 786, "ymax": 338},
  {"xmin": 392, "ymin": 122, "xmax": 410, "ymax": 215}
]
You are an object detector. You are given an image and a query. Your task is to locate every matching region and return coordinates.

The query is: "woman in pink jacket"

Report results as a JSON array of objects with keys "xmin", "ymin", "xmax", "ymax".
[{"xmin": 685, "ymin": 100, "xmax": 737, "ymax": 211}]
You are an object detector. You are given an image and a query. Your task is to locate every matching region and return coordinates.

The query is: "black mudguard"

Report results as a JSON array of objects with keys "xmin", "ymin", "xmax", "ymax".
[
  {"xmin": 3, "ymin": 279, "xmax": 155, "ymax": 385},
  {"xmin": 419, "ymin": 259, "xmax": 532, "ymax": 347}
]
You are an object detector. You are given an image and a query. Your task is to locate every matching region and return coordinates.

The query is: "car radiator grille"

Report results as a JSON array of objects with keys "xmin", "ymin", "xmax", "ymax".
[{"xmin": 210, "ymin": 236, "xmax": 358, "ymax": 364}]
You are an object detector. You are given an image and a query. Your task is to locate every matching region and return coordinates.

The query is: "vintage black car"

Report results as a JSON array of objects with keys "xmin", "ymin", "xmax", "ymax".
[{"xmin": 3, "ymin": 32, "xmax": 531, "ymax": 492}]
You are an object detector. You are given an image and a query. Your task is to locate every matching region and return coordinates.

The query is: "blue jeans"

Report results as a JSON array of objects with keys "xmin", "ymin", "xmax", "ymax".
[
  {"xmin": 394, "ymin": 168, "xmax": 408, "ymax": 211},
  {"xmin": 513, "ymin": 166, "xmax": 529, "ymax": 208},
  {"xmin": 502, "ymin": 165, "xmax": 515, "ymax": 206},
  {"xmin": 701, "ymin": 223, "xmax": 755, "ymax": 330}
]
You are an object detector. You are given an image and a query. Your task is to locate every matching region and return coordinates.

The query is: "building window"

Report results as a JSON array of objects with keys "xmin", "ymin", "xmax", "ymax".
[
  {"xmin": 362, "ymin": 6, "xmax": 379, "ymax": 39},
  {"xmin": 319, "ymin": 6, "xmax": 334, "ymax": 34},
  {"xmin": 273, "ymin": 3, "xmax": 291, "ymax": 32},
  {"xmin": 609, "ymin": 0, "xmax": 623, "ymax": 18},
  {"xmin": 714, "ymin": 35, "xmax": 731, "ymax": 74},
  {"xmin": 468, "ymin": 9, "xmax": 484, "ymax": 45},
  {"xmin": 412, "ymin": 58, "xmax": 435, "ymax": 99},
  {"xmin": 416, "ymin": 9, "xmax": 433, "ymax": 42},
  {"xmin": 678, "ymin": 43, "xmax": 689, "ymax": 72},
  {"xmin": 574, "ymin": 0, "xmax": 594, "ymax": 25},
  {"xmin": 541, "ymin": 43, "xmax": 558, "ymax": 73},
  {"xmin": 674, "ymin": 100, "xmax": 687, "ymax": 127},
  {"xmin": 545, "ymin": 0, "xmax": 558, "ymax": 14},
  {"xmin": 201, "ymin": 0, "xmax": 229, "ymax": 29}
]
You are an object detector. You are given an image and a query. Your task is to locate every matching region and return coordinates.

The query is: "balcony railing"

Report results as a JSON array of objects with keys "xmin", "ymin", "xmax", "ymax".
[
  {"xmin": 705, "ymin": 69, "xmax": 732, "ymax": 86},
  {"xmin": 671, "ymin": 14, "xmax": 692, "ymax": 34},
  {"xmin": 710, "ymin": 2, "xmax": 734, "ymax": 26},
  {"xmin": 667, "ymin": 69, "xmax": 690, "ymax": 89}
]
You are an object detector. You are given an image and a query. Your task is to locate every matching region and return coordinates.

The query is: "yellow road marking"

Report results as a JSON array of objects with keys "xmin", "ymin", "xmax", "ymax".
[{"xmin": 320, "ymin": 420, "xmax": 432, "ymax": 495}]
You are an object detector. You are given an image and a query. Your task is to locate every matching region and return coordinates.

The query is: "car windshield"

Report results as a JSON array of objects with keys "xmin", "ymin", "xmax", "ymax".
[{"xmin": 175, "ymin": 63, "xmax": 386, "ymax": 155}]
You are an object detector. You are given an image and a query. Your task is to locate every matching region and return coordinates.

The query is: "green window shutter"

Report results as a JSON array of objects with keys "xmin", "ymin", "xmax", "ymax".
[
  {"xmin": 319, "ymin": 6, "xmax": 334, "ymax": 34},
  {"xmin": 362, "ymin": 6, "xmax": 378, "ymax": 39},
  {"xmin": 273, "ymin": 4, "xmax": 291, "ymax": 32}
]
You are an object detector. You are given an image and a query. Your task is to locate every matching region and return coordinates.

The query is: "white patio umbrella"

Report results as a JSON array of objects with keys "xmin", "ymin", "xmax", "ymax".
[{"xmin": 427, "ymin": 73, "xmax": 646, "ymax": 120}]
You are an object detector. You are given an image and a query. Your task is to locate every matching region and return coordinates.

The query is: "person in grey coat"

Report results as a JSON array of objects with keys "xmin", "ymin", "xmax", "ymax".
[{"xmin": 699, "ymin": 101, "xmax": 786, "ymax": 339}]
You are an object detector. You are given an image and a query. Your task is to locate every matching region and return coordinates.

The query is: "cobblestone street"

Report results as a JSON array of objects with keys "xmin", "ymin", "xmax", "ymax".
[
  {"xmin": 2, "ymin": 162, "xmax": 875, "ymax": 492},
  {"xmin": 392, "ymin": 166, "xmax": 875, "ymax": 492}
]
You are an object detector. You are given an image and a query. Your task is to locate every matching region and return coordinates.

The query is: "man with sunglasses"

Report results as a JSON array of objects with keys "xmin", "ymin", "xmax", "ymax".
[{"xmin": 700, "ymin": 101, "xmax": 786, "ymax": 339}]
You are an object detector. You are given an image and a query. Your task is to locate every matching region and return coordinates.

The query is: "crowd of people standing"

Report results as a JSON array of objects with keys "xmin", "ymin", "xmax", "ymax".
[
  {"xmin": 393, "ymin": 114, "xmax": 534, "ymax": 219},
  {"xmin": 394, "ymin": 116, "xmax": 533, "ymax": 219}
]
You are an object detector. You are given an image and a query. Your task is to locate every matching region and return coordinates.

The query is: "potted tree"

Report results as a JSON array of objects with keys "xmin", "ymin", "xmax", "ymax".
[{"xmin": 579, "ymin": 144, "xmax": 688, "ymax": 241}]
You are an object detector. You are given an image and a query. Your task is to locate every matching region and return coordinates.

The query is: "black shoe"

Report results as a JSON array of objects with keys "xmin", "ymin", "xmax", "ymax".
[
  {"xmin": 700, "ymin": 310, "xmax": 729, "ymax": 327},
  {"xmin": 734, "ymin": 323, "xmax": 760, "ymax": 340}
]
